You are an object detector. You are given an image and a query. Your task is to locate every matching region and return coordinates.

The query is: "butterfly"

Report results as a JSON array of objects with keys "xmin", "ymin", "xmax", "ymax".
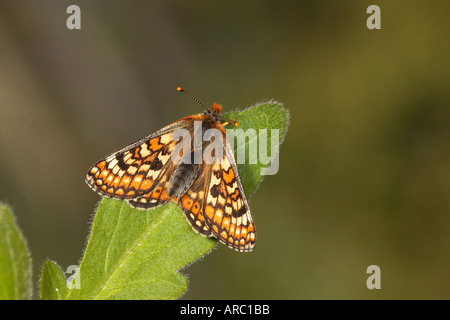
[{"xmin": 85, "ymin": 88, "xmax": 256, "ymax": 252}]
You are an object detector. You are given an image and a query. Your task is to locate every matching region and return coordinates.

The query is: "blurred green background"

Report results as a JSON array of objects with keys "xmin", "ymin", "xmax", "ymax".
[{"xmin": 1, "ymin": 0, "xmax": 450, "ymax": 299}]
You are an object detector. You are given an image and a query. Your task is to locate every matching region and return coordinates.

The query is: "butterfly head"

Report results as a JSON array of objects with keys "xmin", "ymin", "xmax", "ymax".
[
  {"xmin": 177, "ymin": 87, "xmax": 238, "ymax": 126},
  {"xmin": 204, "ymin": 103, "xmax": 238, "ymax": 127},
  {"xmin": 204, "ymin": 102, "xmax": 222, "ymax": 121},
  {"xmin": 211, "ymin": 102, "xmax": 222, "ymax": 114}
]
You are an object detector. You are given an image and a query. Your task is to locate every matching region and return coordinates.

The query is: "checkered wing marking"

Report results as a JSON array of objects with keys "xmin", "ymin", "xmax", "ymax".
[
  {"xmin": 178, "ymin": 165, "xmax": 213, "ymax": 237},
  {"xmin": 202, "ymin": 143, "xmax": 256, "ymax": 252},
  {"xmin": 85, "ymin": 125, "xmax": 182, "ymax": 200},
  {"xmin": 126, "ymin": 161, "xmax": 177, "ymax": 209}
]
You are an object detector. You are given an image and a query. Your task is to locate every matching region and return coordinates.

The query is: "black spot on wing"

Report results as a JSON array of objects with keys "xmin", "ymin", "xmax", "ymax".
[
  {"xmin": 116, "ymin": 154, "xmax": 129, "ymax": 171},
  {"xmin": 150, "ymin": 157, "xmax": 163, "ymax": 171},
  {"xmin": 210, "ymin": 183, "xmax": 221, "ymax": 197}
]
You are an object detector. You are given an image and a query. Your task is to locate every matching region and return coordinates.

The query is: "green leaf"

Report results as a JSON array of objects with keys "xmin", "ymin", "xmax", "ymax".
[
  {"xmin": 39, "ymin": 260, "xmax": 68, "ymax": 300},
  {"xmin": 39, "ymin": 101, "xmax": 289, "ymax": 300},
  {"xmin": 61, "ymin": 199, "xmax": 216, "ymax": 300},
  {"xmin": 0, "ymin": 203, "xmax": 32, "ymax": 300},
  {"xmin": 225, "ymin": 101, "xmax": 290, "ymax": 195}
]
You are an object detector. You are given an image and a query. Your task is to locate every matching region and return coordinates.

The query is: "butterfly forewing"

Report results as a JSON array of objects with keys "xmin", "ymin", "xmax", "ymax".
[
  {"xmin": 85, "ymin": 119, "xmax": 191, "ymax": 200},
  {"xmin": 202, "ymin": 140, "xmax": 256, "ymax": 252},
  {"xmin": 86, "ymin": 133, "xmax": 175, "ymax": 199}
]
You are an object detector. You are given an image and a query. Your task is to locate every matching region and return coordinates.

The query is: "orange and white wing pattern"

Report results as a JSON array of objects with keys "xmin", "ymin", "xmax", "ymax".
[
  {"xmin": 126, "ymin": 167, "xmax": 175, "ymax": 209},
  {"xmin": 86, "ymin": 93, "xmax": 257, "ymax": 252},
  {"xmin": 85, "ymin": 121, "xmax": 188, "ymax": 205},
  {"xmin": 201, "ymin": 140, "xmax": 256, "ymax": 252},
  {"xmin": 178, "ymin": 165, "xmax": 213, "ymax": 237}
]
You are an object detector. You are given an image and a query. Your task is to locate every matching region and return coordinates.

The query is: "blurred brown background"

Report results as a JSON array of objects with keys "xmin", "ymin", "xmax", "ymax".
[{"xmin": 1, "ymin": 0, "xmax": 450, "ymax": 299}]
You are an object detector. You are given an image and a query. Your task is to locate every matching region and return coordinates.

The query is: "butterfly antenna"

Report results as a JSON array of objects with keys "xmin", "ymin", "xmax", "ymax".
[{"xmin": 177, "ymin": 87, "xmax": 208, "ymax": 111}]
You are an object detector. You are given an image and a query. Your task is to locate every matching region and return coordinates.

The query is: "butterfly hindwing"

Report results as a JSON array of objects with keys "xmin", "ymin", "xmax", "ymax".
[
  {"xmin": 178, "ymin": 165, "xmax": 213, "ymax": 237},
  {"xmin": 127, "ymin": 163, "xmax": 176, "ymax": 209}
]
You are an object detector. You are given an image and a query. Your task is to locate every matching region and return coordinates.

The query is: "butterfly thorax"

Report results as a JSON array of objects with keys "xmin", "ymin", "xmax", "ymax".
[{"xmin": 166, "ymin": 109, "xmax": 219, "ymax": 199}]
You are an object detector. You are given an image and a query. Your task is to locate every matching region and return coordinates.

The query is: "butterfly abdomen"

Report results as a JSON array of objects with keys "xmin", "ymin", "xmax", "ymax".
[{"xmin": 167, "ymin": 163, "xmax": 199, "ymax": 199}]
